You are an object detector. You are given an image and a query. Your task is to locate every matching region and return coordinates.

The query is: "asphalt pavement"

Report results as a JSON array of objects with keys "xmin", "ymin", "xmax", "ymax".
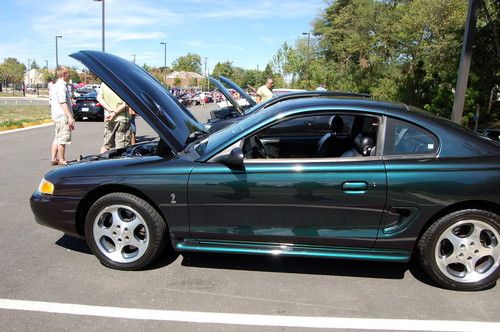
[{"xmin": 0, "ymin": 104, "xmax": 499, "ymax": 331}]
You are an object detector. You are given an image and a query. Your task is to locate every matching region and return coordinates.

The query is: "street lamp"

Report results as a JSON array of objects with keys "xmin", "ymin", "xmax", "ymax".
[
  {"xmin": 45, "ymin": 60, "xmax": 48, "ymax": 69},
  {"xmin": 27, "ymin": 58, "xmax": 31, "ymax": 86},
  {"xmin": 160, "ymin": 42, "xmax": 167, "ymax": 68},
  {"xmin": 93, "ymin": 0, "xmax": 105, "ymax": 52},
  {"xmin": 160, "ymin": 42, "xmax": 167, "ymax": 84},
  {"xmin": 55, "ymin": 35, "xmax": 62, "ymax": 70},
  {"xmin": 302, "ymin": 32, "xmax": 311, "ymax": 83},
  {"xmin": 132, "ymin": 54, "xmax": 136, "ymax": 63}
]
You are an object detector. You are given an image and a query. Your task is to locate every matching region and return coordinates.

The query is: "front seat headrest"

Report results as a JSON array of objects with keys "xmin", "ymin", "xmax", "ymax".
[
  {"xmin": 329, "ymin": 115, "xmax": 343, "ymax": 134},
  {"xmin": 354, "ymin": 134, "xmax": 374, "ymax": 156}
]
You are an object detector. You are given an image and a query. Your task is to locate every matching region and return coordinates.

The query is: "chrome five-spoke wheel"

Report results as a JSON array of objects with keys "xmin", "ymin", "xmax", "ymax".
[
  {"xmin": 435, "ymin": 220, "xmax": 499, "ymax": 283},
  {"xmin": 418, "ymin": 209, "xmax": 500, "ymax": 291},
  {"xmin": 93, "ymin": 204, "xmax": 149, "ymax": 263},
  {"xmin": 85, "ymin": 193, "xmax": 166, "ymax": 270}
]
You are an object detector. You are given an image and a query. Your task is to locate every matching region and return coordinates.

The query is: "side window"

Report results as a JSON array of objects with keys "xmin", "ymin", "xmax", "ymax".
[
  {"xmin": 243, "ymin": 112, "xmax": 379, "ymax": 160},
  {"xmin": 384, "ymin": 118, "xmax": 438, "ymax": 155}
]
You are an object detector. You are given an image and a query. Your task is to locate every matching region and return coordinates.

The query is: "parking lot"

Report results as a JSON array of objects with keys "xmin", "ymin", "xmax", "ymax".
[{"xmin": 0, "ymin": 105, "xmax": 499, "ymax": 331}]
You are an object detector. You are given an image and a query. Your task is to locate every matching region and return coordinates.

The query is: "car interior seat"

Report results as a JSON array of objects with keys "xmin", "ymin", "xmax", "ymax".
[{"xmin": 316, "ymin": 115, "xmax": 345, "ymax": 157}]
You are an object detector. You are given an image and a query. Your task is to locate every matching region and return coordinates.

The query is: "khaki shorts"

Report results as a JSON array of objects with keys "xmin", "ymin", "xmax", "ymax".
[
  {"xmin": 54, "ymin": 117, "xmax": 71, "ymax": 145},
  {"xmin": 103, "ymin": 120, "xmax": 131, "ymax": 150}
]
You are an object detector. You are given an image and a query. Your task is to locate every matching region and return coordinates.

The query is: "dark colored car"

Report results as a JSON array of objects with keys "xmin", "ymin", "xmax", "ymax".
[
  {"xmin": 72, "ymin": 91, "xmax": 104, "ymax": 121},
  {"xmin": 31, "ymin": 51, "xmax": 500, "ymax": 291},
  {"xmin": 477, "ymin": 129, "xmax": 500, "ymax": 142},
  {"xmin": 206, "ymin": 76, "xmax": 370, "ymax": 133}
]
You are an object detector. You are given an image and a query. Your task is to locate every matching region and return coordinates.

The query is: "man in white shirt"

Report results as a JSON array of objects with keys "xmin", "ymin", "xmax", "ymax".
[{"xmin": 50, "ymin": 67, "xmax": 75, "ymax": 165}]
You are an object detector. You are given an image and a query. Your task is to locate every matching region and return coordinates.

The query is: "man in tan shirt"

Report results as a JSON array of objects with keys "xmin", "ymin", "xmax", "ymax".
[
  {"xmin": 256, "ymin": 78, "xmax": 274, "ymax": 103},
  {"xmin": 97, "ymin": 83, "xmax": 131, "ymax": 153}
]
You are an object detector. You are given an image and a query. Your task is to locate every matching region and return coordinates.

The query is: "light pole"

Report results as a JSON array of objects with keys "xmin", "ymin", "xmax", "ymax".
[
  {"xmin": 55, "ymin": 35, "xmax": 62, "ymax": 70},
  {"xmin": 160, "ymin": 42, "xmax": 167, "ymax": 68},
  {"xmin": 93, "ymin": 0, "xmax": 105, "ymax": 51},
  {"xmin": 45, "ymin": 60, "xmax": 48, "ymax": 69},
  {"xmin": 160, "ymin": 42, "xmax": 167, "ymax": 84},
  {"xmin": 451, "ymin": 0, "xmax": 480, "ymax": 124},
  {"xmin": 132, "ymin": 54, "xmax": 136, "ymax": 63},
  {"xmin": 204, "ymin": 57, "xmax": 207, "ymax": 91},
  {"xmin": 27, "ymin": 58, "xmax": 31, "ymax": 87},
  {"xmin": 302, "ymin": 32, "xmax": 311, "ymax": 83}
]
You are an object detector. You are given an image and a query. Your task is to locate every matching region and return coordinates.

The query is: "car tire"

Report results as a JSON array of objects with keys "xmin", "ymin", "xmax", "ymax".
[
  {"xmin": 417, "ymin": 209, "xmax": 500, "ymax": 291},
  {"xmin": 84, "ymin": 193, "xmax": 167, "ymax": 270}
]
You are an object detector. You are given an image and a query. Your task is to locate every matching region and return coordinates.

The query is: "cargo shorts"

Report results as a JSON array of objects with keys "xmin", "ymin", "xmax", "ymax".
[
  {"xmin": 103, "ymin": 120, "xmax": 131, "ymax": 150},
  {"xmin": 54, "ymin": 117, "xmax": 72, "ymax": 145}
]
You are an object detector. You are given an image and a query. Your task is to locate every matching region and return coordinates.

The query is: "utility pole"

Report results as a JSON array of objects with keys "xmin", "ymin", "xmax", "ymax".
[
  {"xmin": 302, "ymin": 32, "xmax": 311, "ymax": 83},
  {"xmin": 132, "ymin": 54, "xmax": 136, "ymax": 63},
  {"xmin": 27, "ymin": 58, "xmax": 31, "ymax": 87},
  {"xmin": 204, "ymin": 57, "xmax": 207, "ymax": 91},
  {"xmin": 93, "ymin": 0, "xmax": 105, "ymax": 52},
  {"xmin": 55, "ymin": 35, "xmax": 62, "ymax": 70},
  {"xmin": 45, "ymin": 60, "xmax": 48, "ymax": 69},
  {"xmin": 451, "ymin": 0, "xmax": 480, "ymax": 124},
  {"xmin": 160, "ymin": 42, "xmax": 167, "ymax": 84}
]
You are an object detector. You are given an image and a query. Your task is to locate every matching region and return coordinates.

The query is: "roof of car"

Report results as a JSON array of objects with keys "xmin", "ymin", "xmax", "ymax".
[{"xmin": 268, "ymin": 95, "xmax": 408, "ymax": 115}]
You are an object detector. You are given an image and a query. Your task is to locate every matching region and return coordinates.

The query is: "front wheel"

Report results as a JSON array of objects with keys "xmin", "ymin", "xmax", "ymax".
[
  {"xmin": 85, "ymin": 193, "xmax": 167, "ymax": 270},
  {"xmin": 417, "ymin": 209, "xmax": 500, "ymax": 291}
]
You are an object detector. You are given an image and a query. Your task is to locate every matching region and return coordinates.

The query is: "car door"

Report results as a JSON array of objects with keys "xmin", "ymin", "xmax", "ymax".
[{"xmin": 187, "ymin": 112, "xmax": 387, "ymax": 248}]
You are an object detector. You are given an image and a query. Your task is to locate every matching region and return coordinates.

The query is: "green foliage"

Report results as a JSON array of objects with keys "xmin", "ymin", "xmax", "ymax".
[
  {"xmin": 0, "ymin": 57, "xmax": 26, "ymax": 83},
  {"xmin": 212, "ymin": 61, "xmax": 235, "ymax": 78},
  {"xmin": 266, "ymin": 0, "xmax": 498, "ymax": 127},
  {"xmin": 30, "ymin": 60, "xmax": 39, "ymax": 70},
  {"xmin": 172, "ymin": 53, "xmax": 202, "ymax": 74}
]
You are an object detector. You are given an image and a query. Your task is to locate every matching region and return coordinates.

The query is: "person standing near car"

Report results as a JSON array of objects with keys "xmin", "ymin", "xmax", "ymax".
[
  {"xmin": 50, "ymin": 67, "xmax": 75, "ymax": 166},
  {"xmin": 97, "ymin": 82, "xmax": 131, "ymax": 153},
  {"xmin": 256, "ymin": 78, "xmax": 274, "ymax": 103}
]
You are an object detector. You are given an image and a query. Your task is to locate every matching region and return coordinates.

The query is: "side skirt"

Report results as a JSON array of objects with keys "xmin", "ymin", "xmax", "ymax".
[{"xmin": 175, "ymin": 239, "xmax": 411, "ymax": 262}]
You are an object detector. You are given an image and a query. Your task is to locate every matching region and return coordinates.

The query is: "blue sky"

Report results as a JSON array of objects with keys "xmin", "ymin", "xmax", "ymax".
[{"xmin": 0, "ymin": 0, "xmax": 326, "ymax": 72}]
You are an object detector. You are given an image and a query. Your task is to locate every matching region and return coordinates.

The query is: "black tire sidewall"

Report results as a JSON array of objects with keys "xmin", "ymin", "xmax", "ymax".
[
  {"xmin": 84, "ymin": 193, "xmax": 166, "ymax": 270},
  {"xmin": 418, "ymin": 209, "xmax": 500, "ymax": 291}
]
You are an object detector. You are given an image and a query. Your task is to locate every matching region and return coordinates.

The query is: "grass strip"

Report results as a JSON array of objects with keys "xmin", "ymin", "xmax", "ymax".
[{"xmin": 0, "ymin": 105, "xmax": 51, "ymax": 131}]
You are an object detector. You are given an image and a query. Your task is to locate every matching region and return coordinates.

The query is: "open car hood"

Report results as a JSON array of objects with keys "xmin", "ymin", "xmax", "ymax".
[
  {"xmin": 208, "ymin": 76, "xmax": 243, "ymax": 114},
  {"xmin": 219, "ymin": 76, "xmax": 256, "ymax": 107},
  {"xmin": 70, "ymin": 50, "xmax": 206, "ymax": 153}
]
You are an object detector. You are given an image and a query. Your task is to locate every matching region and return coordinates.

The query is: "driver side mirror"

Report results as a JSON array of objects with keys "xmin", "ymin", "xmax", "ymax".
[{"xmin": 213, "ymin": 147, "xmax": 244, "ymax": 168}]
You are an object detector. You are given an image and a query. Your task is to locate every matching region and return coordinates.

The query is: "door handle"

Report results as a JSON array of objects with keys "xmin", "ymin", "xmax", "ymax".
[{"xmin": 342, "ymin": 181, "xmax": 368, "ymax": 194}]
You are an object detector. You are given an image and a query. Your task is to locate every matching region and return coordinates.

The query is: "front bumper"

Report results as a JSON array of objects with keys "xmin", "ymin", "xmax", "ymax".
[{"xmin": 30, "ymin": 191, "xmax": 82, "ymax": 238}]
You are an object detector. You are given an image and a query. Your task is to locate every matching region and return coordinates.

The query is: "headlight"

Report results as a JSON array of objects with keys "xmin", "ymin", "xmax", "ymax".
[{"xmin": 38, "ymin": 178, "xmax": 54, "ymax": 195}]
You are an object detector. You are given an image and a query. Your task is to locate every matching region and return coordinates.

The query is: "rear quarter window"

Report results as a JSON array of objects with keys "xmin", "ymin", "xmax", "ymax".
[{"xmin": 384, "ymin": 118, "xmax": 438, "ymax": 156}]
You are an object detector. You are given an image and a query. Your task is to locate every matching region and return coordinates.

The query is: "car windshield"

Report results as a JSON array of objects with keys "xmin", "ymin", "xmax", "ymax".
[
  {"xmin": 243, "ymin": 103, "xmax": 262, "ymax": 115},
  {"xmin": 195, "ymin": 107, "xmax": 273, "ymax": 156}
]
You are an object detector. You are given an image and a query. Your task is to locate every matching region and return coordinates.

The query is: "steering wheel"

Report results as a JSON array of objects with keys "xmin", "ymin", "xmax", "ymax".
[{"xmin": 253, "ymin": 136, "xmax": 269, "ymax": 159}]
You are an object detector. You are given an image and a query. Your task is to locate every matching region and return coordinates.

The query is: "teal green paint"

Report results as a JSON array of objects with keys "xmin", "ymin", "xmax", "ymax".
[{"xmin": 176, "ymin": 242, "xmax": 410, "ymax": 262}]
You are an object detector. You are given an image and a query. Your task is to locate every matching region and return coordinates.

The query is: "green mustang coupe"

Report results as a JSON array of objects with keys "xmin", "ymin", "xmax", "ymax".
[{"xmin": 31, "ymin": 51, "xmax": 500, "ymax": 291}]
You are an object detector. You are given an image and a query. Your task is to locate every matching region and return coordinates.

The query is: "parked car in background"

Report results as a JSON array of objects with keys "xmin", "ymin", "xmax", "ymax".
[
  {"xmin": 72, "ymin": 91, "xmax": 104, "ymax": 121},
  {"xmin": 73, "ymin": 87, "xmax": 96, "ymax": 98},
  {"xmin": 206, "ymin": 76, "xmax": 370, "ymax": 133},
  {"xmin": 31, "ymin": 51, "xmax": 500, "ymax": 291},
  {"xmin": 272, "ymin": 88, "xmax": 307, "ymax": 96},
  {"xmin": 477, "ymin": 128, "xmax": 500, "ymax": 142}
]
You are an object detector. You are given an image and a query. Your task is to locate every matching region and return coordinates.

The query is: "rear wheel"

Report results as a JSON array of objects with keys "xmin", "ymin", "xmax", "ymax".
[
  {"xmin": 85, "ymin": 193, "xmax": 166, "ymax": 270},
  {"xmin": 417, "ymin": 209, "xmax": 500, "ymax": 290}
]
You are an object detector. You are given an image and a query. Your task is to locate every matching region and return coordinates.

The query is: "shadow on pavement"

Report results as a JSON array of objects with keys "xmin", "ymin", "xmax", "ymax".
[
  {"xmin": 180, "ymin": 252, "xmax": 408, "ymax": 280},
  {"xmin": 55, "ymin": 235, "xmax": 92, "ymax": 254}
]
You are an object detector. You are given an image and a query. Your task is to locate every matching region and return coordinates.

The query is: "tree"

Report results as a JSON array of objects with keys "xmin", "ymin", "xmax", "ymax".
[
  {"xmin": 30, "ymin": 60, "xmax": 40, "ymax": 70},
  {"xmin": 172, "ymin": 53, "xmax": 202, "ymax": 74},
  {"xmin": 212, "ymin": 61, "xmax": 235, "ymax": 78},
  {"xmin": 0, "ymin": 57, "xmax": 26, "ymax": 84}
]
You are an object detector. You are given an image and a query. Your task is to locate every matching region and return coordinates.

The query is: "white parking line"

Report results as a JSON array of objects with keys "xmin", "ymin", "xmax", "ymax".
[{"xmin": 1, "ymin": 299, "xmax": 498, "ymax": 331}]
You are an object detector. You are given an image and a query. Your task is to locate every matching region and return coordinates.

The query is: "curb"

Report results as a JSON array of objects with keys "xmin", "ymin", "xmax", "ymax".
[{"xmin": 0, "ymin": 121, "xmax": 53, "ymax": 135}]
